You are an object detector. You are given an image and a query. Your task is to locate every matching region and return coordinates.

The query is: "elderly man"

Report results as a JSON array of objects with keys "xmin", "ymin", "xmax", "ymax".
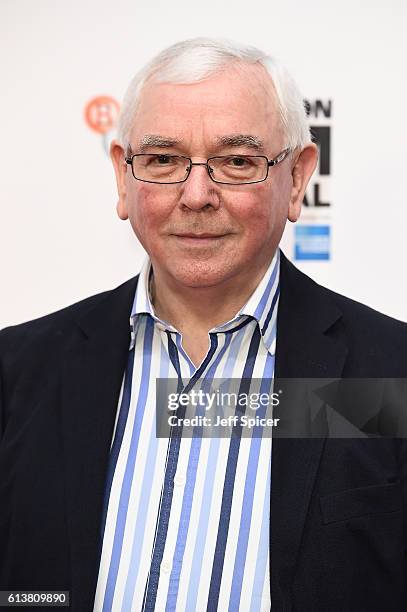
[{"xmin": 1, "ymin": 38, "xmax": 407, "ymax": 612}]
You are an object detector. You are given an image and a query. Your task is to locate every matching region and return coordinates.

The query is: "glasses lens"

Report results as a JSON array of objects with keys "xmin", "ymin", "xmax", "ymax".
[
  {"xmin": 210, "ymin": 156, "xmax": 267, "ymax": 184},
  {"xmin": 132, "ymin": 154, "xmax": 190, "ymax": 183}
]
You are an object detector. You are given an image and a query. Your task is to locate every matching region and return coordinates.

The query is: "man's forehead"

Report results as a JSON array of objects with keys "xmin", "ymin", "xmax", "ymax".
[
  {"xmin": 130, "ymin": 66, "xmax": 282, "ymax": 148},
  {"xmin": 136, "ymin": 64, "xmax": 278, "ymax": 114}
]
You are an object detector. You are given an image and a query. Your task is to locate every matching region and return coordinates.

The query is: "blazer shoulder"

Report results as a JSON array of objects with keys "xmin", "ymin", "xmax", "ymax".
[
  {"xmin": 0, "ymin": 276, "xmax": 138, "ymax": 437},
  {"xmin": 309, "ymin": 276, "xmax": 407, "ymax": 372},
  {"xmin": 279, "ymin": 252, "xmax": 407, "ymax": 373},
  {"xmin": 0, "ymin": 276, "xmax": 138, "ymax": 359},
  {"xmin": 320, "ymin": 283, "xmax": 407, "ymax": 337},
  {"xmin": 281, "ymin": 250, "xmax": 407, "ymax": 333}
]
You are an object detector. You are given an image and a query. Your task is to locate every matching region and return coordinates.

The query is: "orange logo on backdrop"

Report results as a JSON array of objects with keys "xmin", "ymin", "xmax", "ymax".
[{"xmin": 84, "ymin": 96, "xmax": 120, "ymax": 134}]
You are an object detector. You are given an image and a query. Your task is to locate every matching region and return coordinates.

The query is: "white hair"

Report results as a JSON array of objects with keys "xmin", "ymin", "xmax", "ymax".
[{"xmin": 116, "ymin": 37, "xmax": 311, "ymax": 151}]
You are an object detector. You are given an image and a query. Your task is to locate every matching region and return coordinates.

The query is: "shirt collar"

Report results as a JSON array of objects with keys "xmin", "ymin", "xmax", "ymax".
[
  {"xmin": 210, "ymin": 248, "xmax": 280, "ymax": 352},
  {"xmin": 130, "ymin": 256, "xmax": 178, "ymax": 334},
  {"xmin": 130, "ymin": 249, "xmax": 280, "ymax": 354}
]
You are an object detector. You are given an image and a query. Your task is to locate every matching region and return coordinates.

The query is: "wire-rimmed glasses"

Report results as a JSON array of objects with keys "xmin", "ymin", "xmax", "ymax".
[{"xmin": 124, "ymin": 148, "xmax": 291, "ymax": 185}]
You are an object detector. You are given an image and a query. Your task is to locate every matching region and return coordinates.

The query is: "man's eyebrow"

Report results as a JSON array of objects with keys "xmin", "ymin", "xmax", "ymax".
[
  {"xmin": 138, "ymin": 135, "xmax": 181, "ymax": 152},
  {"xmin": 135, "ymin": 133, "xmax": 265, "ymax": 153},
  {"xmin": 215, "ymin": 134, "xmax": 265, "ymax": 151}
]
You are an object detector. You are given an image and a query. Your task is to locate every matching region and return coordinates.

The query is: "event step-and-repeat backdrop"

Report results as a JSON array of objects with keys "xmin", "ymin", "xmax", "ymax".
[{"xmin": 1, "ymin": 0, "xmax": 406, "ymax": 327}]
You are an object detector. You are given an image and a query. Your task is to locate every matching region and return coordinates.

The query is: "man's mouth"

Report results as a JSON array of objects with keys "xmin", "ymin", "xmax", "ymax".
[
  {"xmin": 174, "ymin": 233, "xmax": 228, "ymax": 239},
  {"xmin": 171, "ymin": 232, "xmax": 231, "ymax": 246}
]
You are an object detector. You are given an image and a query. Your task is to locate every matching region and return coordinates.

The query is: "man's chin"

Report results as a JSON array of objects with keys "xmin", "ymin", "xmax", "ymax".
[{"xmin": 167, "ymin": 263, "xmax": 237, "ymax": 289}]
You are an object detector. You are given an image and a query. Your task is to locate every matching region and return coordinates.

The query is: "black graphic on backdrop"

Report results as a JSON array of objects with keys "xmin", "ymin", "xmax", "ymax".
[{"xmin": 303, "ymin": 99, "xmax": 332, "ymax": 207}]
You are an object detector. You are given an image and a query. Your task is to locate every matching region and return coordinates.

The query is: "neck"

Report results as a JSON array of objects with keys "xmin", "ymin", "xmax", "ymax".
[{"xmin": 149, "ymin": 256, "xmax": 276, "ymax": 335}]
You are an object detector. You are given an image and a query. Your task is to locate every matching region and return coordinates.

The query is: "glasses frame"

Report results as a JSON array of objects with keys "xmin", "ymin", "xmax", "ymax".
[{"xmin": 124, "ymin": 148, "xmax": 291, "ymax": 185}]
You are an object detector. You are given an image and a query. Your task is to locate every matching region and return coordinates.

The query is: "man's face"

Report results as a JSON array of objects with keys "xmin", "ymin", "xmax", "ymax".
[{"xmin": 112, "ymin": 65, "xmax": 317, "ymax": 289}]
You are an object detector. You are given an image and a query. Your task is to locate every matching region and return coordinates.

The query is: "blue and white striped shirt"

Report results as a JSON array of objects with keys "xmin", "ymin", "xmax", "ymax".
[{"xmin": 93, "ymin": 248, "xmax": 280, "ymax": 611}]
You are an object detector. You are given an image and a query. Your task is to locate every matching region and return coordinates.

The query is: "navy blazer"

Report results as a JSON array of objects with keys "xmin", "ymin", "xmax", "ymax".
[{"xmin": 1, "ymin": 252, "xmax": 407, "ymax": 611}]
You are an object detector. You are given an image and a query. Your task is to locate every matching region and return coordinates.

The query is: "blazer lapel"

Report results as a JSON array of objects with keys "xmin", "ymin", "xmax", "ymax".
[
  {"xmin": 60, "ymin": 277, "xmax": 137, "ymax": 611},
  {"xmin": 271, "ymin": 253, "xmax": 348, "ymax": 610}
]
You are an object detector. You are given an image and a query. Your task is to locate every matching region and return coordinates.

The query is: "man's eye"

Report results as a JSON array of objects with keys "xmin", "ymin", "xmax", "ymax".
[
  {"xmin": 229, "ymin": 157, "xmax": 250, "ymax": 167},
  {"xmin": 155, "ymin": 155, "xmax": 171, "ymax": 164},
  {"xmin": 144, "ymin": 154, "xmax": 173, "ymax": 166}
]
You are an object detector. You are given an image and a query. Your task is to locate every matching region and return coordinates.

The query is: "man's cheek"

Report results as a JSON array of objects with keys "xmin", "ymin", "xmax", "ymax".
[{"xmin": 239, "ymin": 205, "xmax": 273, "ymax": 231}]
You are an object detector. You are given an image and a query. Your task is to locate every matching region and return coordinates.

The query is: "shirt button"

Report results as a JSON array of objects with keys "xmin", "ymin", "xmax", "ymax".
[
  {"xmin": 161, "ymin": 560, "xmax": 171, "ymax": 573},
  {"xmin": 174, "ymin": 473, "xmax": 186, "ymax": 487}
]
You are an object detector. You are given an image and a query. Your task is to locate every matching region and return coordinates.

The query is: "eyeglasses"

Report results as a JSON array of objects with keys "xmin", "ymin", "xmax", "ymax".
[{"xmin": 124, "ymin": 148, "xmax": 291, "ymax": 185}]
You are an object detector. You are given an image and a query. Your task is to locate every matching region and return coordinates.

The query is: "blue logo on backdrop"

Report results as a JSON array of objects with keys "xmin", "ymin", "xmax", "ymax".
[{"xmin": 295, "ymin": 225, "xmax": 330, "ymax": 260}]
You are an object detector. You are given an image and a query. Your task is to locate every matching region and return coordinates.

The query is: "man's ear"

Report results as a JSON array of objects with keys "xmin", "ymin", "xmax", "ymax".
[
  {"xmin": 110, "ymin": 140, "xmax": 129, "ymax": 220},
  {"xmin": 288, "ymin": 143, "xmax": 319, "ymax": 222}
]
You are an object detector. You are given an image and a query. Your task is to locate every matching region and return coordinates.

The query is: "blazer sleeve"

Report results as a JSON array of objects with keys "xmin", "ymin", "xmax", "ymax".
[
  {"xmin": 397, "ymin": 439, "xmax": 407, "ymax": 601},
  {"xmin": 0, "ymin": 330, "xmax": 8, "ymax": 441},
  {"xmin": 0, "ymin": 326, "xmax": 16, "ymax": 442},
  {"xmin": 0, "ymin": 362, "xmax": 3, "ymax": 441}
]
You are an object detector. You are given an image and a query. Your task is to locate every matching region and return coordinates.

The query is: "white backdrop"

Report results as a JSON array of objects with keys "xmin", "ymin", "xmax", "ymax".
[{"xmin": 1, "ymin": 0, "xmax": 406, "ymax": 328}]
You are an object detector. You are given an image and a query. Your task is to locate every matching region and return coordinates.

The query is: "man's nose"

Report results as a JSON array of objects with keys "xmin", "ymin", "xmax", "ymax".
[{"xmin": 178, "ymin": 163, "xmax": 220, "ymax": 211}]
